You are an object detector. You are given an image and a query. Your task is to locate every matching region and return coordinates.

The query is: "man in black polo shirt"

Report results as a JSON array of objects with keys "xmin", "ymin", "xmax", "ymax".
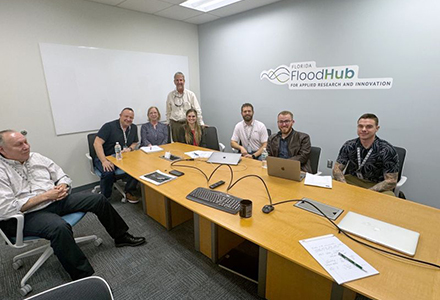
[
  {"xmin": 267, "ymin": 110, "xmax": 312, "ymax": 173},
  {"xmin": 333, "ymin": 113, "xmax": 399, "ymax": 196},
  {"xmin": 94, "ymin": 108, "xmax": 139, "ymax": 203}
]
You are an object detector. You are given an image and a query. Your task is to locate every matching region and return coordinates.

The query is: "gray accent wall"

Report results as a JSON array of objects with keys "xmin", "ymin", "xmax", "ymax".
[{"xmin": 199, "ymin": 0, "xmax": 440, "ymax": 208}]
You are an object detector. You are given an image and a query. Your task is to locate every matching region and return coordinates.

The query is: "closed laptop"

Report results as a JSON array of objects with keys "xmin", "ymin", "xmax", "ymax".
[
  {"xmin": 338, "ymin": 211, "xmax": 420, "ymax": 256},
  {"xmin": 207, "ymin": 152, "xmax": 242, "ymax": 165}
]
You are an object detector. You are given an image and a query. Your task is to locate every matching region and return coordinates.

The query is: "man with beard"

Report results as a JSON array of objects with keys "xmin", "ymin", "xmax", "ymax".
[
  {"xmin": 231, "ymin": 103, "xmax": 268, "ymax": 160},
  {"xmin": 267, "ymin": 110, "xmax": 312, "ymax": 173}
]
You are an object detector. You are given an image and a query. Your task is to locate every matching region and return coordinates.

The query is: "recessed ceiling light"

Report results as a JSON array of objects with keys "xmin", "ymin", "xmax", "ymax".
[{"xmin": 180, "ymin": 0, "xmax": 243, "ymax": 13}]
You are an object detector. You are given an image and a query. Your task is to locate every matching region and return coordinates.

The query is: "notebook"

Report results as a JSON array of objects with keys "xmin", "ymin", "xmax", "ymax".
[
  {"xmin": 338, "ymin": 211, "xmax": 420, "ymax": 256},
  {"xmin": 266, "ymin": 156, "xmax": 305, "ymax": 182},
  {"xmin": 207, "ymin": 152, "xmax": 241, "ymax": 165}
]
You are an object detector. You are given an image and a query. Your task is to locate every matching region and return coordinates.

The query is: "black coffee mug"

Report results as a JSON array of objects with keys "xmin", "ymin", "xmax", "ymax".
[{"xmin": 239, "ymin": 199, "xmax": 252, "ymax": 218}]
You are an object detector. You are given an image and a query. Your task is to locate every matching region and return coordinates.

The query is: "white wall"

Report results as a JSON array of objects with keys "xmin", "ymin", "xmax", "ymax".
[
  {"xmin": 198, "ymin": 0, "xmax": 440, "ymax": 208},
  {"xmin": 0, "ymin": 0, "xmax": 199, "ymax": 187}
]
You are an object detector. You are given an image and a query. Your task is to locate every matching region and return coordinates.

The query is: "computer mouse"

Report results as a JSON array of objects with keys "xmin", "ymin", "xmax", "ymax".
[{"xmin": 262, "ymin": 205, "xmax": 274, "ymax": 214}]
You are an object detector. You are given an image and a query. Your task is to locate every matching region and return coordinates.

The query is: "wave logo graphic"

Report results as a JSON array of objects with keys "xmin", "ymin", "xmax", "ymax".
[
  {"xmin": 260, "ymin": 65, "xmax": 290, "ymax": 85},
  {"xmin": 260, "ymin": 61, "xmax": 393, "ymax": 90}
]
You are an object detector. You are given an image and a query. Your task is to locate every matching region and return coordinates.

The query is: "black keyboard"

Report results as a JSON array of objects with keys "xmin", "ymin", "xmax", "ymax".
[{"xmin": 186, "ymin": 187, "xmax": 242, "ymax": 214}]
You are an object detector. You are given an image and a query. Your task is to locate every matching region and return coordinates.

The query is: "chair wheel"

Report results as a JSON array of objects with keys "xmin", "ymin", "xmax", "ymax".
[
  {"xmin": 94, "ymin": 238, "xmax": 103, "ymax": 247},
  {"xmin": 12, "ymin": 259, "xmax": 23, "ymax": 270},
  {"xmin": 19, "ymin": 284, "xmax": 32, "ymax": 296}
]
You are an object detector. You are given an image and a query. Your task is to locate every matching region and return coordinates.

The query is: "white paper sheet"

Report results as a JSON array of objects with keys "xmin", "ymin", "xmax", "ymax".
[
  {"xmin": 140, "ymin": 146, "xmax": 163, "ymax": 154},
  {"xmin": 299, "ymin": 234, "xmax": 379, "ymax": 284},
  {"xmin": 304, "ymin": 173, "xmax": 332, "ymax": 188},
  {"xmin": 184, "ymin": 150, "xmax": 213, "ymax": 159}
]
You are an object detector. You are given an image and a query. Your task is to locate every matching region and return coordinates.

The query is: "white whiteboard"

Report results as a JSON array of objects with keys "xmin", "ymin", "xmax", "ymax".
[{"xmin": 39, "ymin": 43, "xmax": 189, "ymax": 135}]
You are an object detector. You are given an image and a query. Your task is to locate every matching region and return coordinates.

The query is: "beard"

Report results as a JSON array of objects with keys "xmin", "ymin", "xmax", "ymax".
[{"xmin": 243, "ymin": 115, "xmax": 252, "ymax": 122}]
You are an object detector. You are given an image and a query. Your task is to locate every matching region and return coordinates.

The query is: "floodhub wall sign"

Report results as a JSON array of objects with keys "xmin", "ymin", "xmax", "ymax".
[{"xmin": 260, "ymin": 61, "xmax": 393, "ymax": 90}]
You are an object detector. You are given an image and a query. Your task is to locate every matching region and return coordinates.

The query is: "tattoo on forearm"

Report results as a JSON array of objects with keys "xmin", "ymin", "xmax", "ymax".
[
  {"xmin": 370, "ymin": 173, "xmax": 398, "ymax": 192},
  {"xmin": 333, "ymin": 162, "xmax": 346, "ymax": 183}
]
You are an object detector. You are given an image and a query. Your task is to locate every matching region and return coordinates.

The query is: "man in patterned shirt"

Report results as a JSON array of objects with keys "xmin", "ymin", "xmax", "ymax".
[
  {"xmin": 332, "ymin": 113, "xmax": 399, "ymax": 196},
  {"xmin": 0, "ymin": 130, "xmax": 146, "ymax": 280}
]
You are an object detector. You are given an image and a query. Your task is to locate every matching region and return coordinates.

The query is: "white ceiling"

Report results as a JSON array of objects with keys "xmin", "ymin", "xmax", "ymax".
[{"xmin": 85, "ymin": 0, "xmax": 282, "ymax": 25}]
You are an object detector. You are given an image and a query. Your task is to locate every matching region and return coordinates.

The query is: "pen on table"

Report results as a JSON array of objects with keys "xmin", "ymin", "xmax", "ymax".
[{"xmin": 338, "ymin": 252, "xmax": 367, "ymax": 272}]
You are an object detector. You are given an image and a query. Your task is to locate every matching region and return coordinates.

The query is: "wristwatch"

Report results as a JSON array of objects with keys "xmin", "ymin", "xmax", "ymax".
[{"xmin": 252, "ymin": 154, "xmax": 256, "ymax": 159}]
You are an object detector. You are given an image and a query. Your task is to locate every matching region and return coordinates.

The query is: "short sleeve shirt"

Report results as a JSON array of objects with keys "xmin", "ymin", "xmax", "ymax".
[
  {"xmin": 231, "ymin": 120, "xmax": 268, "ymax": 152},
  {"xmin": 97, "ymin": 120, "xmax": 139, "ymax": 156},
  {"xmin": 336, "ymin": 136, "xmax": 399, "ymax": 183}
]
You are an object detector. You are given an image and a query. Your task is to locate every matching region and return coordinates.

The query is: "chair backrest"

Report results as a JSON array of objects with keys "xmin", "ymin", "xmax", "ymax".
[
  {"xmin": 25, "ymin": 276, "xmax": 114, "ymax": 300},
  {"xmin": 394, "ymin": 146, "xmax": 406, "ymax": 182},
  {"xmin": 87, "ymin": 133, "xmax": 98, "ymax": 161},
  {"xmin": 310, "ymin": 146, "xmax": 321, "ymax": 174},
  {"xmin": 267, "ymin": 128, "xmax": 272, "ymax": 137},
  {"xmin": 167, "ymin": 124, "xmax": 172, "ymax": 144},
  {"xmin": 204, "ymin": 127, "xmax": 220, "ymax": 151}
]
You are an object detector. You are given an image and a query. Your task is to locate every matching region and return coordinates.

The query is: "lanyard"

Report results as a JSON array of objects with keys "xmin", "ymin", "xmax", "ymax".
[
  {"xmin": 173, "ymin": 91, "xmax": 184, "ymax": 107},
  {"xmin": 121, "ymin": 124, "xmax": 130, "ymax": 148},
  {"xmin": 356, "ymin": 147, "xmax": 373, "ymax": 179},
  {"xmin": 245, "ymin": 123, "xmax": 254, "ymax": 152}
]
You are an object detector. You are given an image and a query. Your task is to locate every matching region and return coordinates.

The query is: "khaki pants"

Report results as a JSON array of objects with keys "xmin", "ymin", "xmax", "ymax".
[
  {"xmin": 169, "ymin": 119, "xmax": 186, "ymax": 142},
  {"xmin": 345, "ymin": 174, "xmax": 395, "ymax": 196}
]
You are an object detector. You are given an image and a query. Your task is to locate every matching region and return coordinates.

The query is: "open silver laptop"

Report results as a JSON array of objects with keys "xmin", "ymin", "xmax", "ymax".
[
  {"xmin": 207, "ymin": 152, "xmax": 241, "ymax": 165},
  {"xmin": 266, "ymin": 156, "xmax": 306, "ymax": 182},
  {"xmin": 338, "ymin": 211, "xmax": 420, "ymax": 256}
]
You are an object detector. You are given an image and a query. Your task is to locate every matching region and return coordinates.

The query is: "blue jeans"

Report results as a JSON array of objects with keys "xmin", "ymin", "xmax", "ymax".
[{"xmin": 94, "ymin": 158, "xmax": 138, "ymax": 198}]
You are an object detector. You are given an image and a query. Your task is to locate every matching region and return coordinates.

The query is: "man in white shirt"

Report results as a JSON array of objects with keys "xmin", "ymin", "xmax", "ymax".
[
  {"xmin": 231, "ymin": 103, "xmax": 268, "ymax": 159},
  {"xmin": 0, "ymin": 130, "xmax": 146, "ymax": 280},
  {"xmin": 166, "ymin": 72, "xmax": 204, "ymax": 141}
]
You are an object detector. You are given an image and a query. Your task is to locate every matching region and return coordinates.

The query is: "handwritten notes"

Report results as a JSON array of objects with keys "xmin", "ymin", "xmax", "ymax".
[{"xmin": 299, "ymin": 234, "xmax": 379, "ymax": 284}]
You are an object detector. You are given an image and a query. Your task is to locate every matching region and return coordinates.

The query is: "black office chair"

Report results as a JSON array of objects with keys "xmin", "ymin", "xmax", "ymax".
[
  {"xmin": 24, "ymin": 276, "xmax": 113, "ymax": 300},
  {"xmin": 167, "ymin": 124, "xmax": 172, "ymax": 144},
  {"xmin": 310, "ymin": 146, "xmax": 321, "ymax": 174},
  {"xmin": 85, "ymin": 133, "xmax": 127, "ymax": 202},
  {"xmin": 267, "ymin": 128, "xmax": 272, "ymax": 137},
  {"xmin": 394, "ymin": 146, "xmax": 407, "ymax": 198},
  {"xmin": 204, "ymin": 126, "xmax": 221, "ymax": 151}
]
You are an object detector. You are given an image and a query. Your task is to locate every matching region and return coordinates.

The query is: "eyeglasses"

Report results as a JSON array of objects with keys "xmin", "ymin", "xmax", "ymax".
[{"xmin": 277, "ymin": 120, "xmax": 292, "ymax": 124}]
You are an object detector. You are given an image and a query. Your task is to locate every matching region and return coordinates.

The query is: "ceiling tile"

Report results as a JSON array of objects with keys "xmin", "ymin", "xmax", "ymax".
[
  {"xmin": 210, "ymin": 0, "xmax": 281, "ymax": 17},
  {"xmin": 160, "ymin": 0, "xmax": 186, "ymax": 4},
  {"xmin": 184, "ymin": 13, "xmax": 220, "ymax": 25},
  {"xmin": 154, "ymin": 5, "xmax": 203, "ymax": 21},
  {"xmin": 118, "ymin": 0, "xmax": 173, "ymax": 14},
  {"xmin": 86, "ymin": 0, "xmax": 126, "ymax": 5}
]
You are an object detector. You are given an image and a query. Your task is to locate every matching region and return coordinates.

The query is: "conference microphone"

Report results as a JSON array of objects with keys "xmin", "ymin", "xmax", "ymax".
[{"xmin": 262, "ymin": 204, "xmax": 274, "ymax": 214}]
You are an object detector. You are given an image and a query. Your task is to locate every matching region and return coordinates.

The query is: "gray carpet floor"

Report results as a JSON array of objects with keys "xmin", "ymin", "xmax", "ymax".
[{"xmin": 0, "ymin": 190, "xmax": 262, "ymax": 299}]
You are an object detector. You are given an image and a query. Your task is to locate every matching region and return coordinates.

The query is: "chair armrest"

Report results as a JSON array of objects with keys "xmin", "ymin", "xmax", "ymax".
[
  {"xmin": 0, "ymin": 213, "xmax": 25, "ymax": 247},
  {"xmin": 394, "ymin": 176, "xmax": 407, "ymax": 197},
  {"xmin": 219, "ymin": 143, "xmax": 225, "ymax": 152},
  {"xmin": 85, "ymin": 153, "xmax": 95, "ymax": 175}
]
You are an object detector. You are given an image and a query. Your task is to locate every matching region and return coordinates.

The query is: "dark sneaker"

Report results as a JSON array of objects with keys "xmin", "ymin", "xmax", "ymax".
[
  {"xmin": 115, "ymin": 233, "xmax": 146, "ymax": 247},
  {"xmin": 126, "ymin": 192, "xmax": 139, "ymax": 204}
]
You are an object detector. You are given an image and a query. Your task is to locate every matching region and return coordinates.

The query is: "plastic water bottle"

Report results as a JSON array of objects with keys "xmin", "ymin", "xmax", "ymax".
[
  {"xmin": 115, "ymin": 142, "xmax": 122, "ymax": 160},
  {"xmin": 261, "ymin": 148, "xmax": 268, "ymax": 168}
]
